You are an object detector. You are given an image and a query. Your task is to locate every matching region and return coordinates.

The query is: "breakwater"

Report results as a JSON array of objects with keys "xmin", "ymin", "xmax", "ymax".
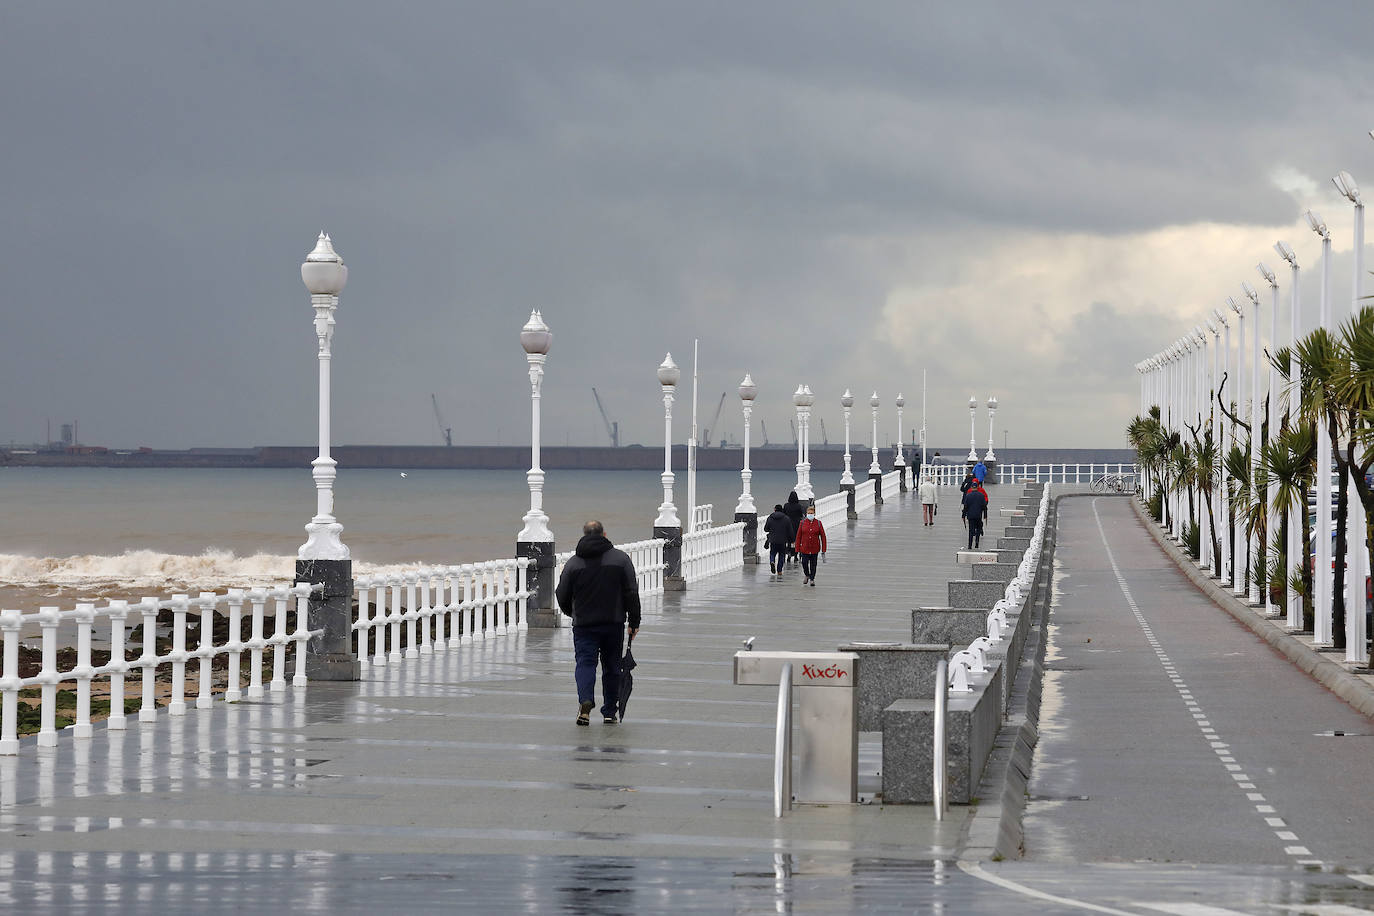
[{"xmin": 1, "ymin": 445, "xmax": 1133, "ymax": 471}]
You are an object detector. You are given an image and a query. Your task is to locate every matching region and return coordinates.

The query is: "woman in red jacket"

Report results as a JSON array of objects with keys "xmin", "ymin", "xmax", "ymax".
[{"xmin": 794, "ymin": 505, "xmax": 828, "ymax": 587}]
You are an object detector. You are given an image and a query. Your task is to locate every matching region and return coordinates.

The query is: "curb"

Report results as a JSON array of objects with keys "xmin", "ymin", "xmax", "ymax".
[{"xmin": 1128, "ymin": 495, "xmax": 1374, "ymax": 720}]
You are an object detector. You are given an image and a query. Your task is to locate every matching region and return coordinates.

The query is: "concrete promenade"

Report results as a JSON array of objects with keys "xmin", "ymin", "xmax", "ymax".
[{"xmin": 6, "ymin": 487, "xmax": 1374, "ymax": 912}]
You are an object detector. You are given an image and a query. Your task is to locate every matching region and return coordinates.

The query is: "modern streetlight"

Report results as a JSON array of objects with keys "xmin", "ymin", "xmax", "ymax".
[
  {"xmin": 1242, "ymin": 281, "xmax": 1263, "ymax": 606},
  {"xmin": 1226, "ymin": 294, "xmax": 1247, "ymax": 597},
  {"xmin": 1334, "ymin": 168, "xmax": 1368, "ymax": 663},
  {"xmin": 736, "ymin": 374, "xmax": 757, "ymax": 516},
  {"xmin": 295, "ymin": 232, "xmax": 359, "ymax": 682},
  {"xmin": 1309, "ymin": 209, "xmax": 1334, "ymax": 644},
  {"xmin": 654, "ymin": 354, "xmax": 682, "ymax": 529},
  {"xmin": 869, "ymin": 392, "xmax": 882, "ymax": 475},
  {"xmin": 799, "ymin": 385, "xmax": 815, "ymax": 500},
  {"xmin": 1214, "ymin": 306, "xmax": 1231, "ymax": 585},
  {"xmin": 1275, "ymin": 240, "xmax": 1302, "ymax": 627},
  {"xmin": 1257, "ymin": 262, "xmax": 1280, "ymax": 616},
  {"xmin": 840, "ymin": 389, "xmax": 855, "ymax": 486},
  {"xmin": 966, "ymin": 396, "xmax": 978, "ymax": 462},
  {"xmin": 984, "ymin": 396, "xmax": 998, "ymax": 463}
]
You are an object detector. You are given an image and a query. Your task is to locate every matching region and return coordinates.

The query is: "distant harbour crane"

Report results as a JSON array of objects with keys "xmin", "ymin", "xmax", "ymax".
[
  {"xmin": 760, "ymin": 419, "xmax": 770, "ymax": 447},
  {"xmin": 700, "ymin": 391, "xmax": 727, "ymax": 448},
  {"xmin": 430, "ymin": 394, "xmax": 453, "ymax": 447},
  {"xmin": 591, "ymin": 387, "xmax": 620, "ymax": 448},
  {"xmin": 820, "ymin": 417, "xmax": 828, "ymax": 446}
]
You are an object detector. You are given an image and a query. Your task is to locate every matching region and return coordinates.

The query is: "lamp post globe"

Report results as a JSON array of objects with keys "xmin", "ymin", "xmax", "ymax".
[
  {"xmin": 299, "ymin": 232, "xmax": 349, "ymax": 562},
  {"xmin": 840, "ymin": 389, "xmax": 855, "ymax": 486},
  {"xmin": 735, "ymin": 373, "xmax": 757, "ymax": 515},
  {"xmin": 517, "ymin": 310, "xmax": 553, "ymax": 544},
  {"xmin": 654, "ymin": 354, "xmax": 681, "ymax": 529}
]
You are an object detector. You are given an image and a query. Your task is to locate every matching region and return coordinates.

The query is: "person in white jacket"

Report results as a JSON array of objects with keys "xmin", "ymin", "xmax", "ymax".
[{"xmin": 918, "ymin": 477, "xmax": 938, "ymax": 526}]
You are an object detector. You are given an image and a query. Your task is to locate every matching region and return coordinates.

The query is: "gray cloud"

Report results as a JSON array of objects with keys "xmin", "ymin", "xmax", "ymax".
[{"xmin": 3, "ymin": 2, "xmax": 1374, "ymax": 451}]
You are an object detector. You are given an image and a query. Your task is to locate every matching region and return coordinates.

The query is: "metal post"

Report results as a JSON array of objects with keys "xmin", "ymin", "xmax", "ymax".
[
  {"xmin": 774, "ymin": 662, "xmax": 793, "ymax": 818},
  {"xmin": 933, "ymin": 656, "xmax": 948, "ymax": 820},
  {"xmin": 736, "ymin": 375, "xmax": 759, "ymax": 563}
]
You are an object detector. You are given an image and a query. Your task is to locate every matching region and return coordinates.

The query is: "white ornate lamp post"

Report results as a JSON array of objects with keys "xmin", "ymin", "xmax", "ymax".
[
  {"xmin": 840, "ymin": 389, "xmax": 857, "ymax": 519},
  {"xmin": 868, "ymin": 391, "xmax": 883, "ymax": 505},
  {"xmin": 799, "ymin": 385, "xmax": 815, "ymax": 500},
  {"xmin": 792, "ymin": 385, "xmax": 806, "ymax": 497},
  {"xmin": 1335, "ymin": 169, "xmax": 1368, "ymax": 663},
  {"xmin": 655, "ymin": 354, "xmax": 685, "ymax": 589},
  {"xmin": 295, "ymin": 232, "xmax": 359, "ymax": 681},
  {"xmin": 984, "ymin": 396, "xmax": 998, "ymax": 464},
  {"xmin": 967, "ymin": 396, "xmax": 978, "ymax": 462},
  {"xmin": 840, "ymin": 389, "xmax": 855, "ymax": 486},
  {"xmin": 517, "ymin": 311, "xmax": 556, "ymax": 624},
  {"xmin": 894, "ymin": 393, "xmax": 907, "ymax": 492},
  {"xmin": 736, "ymin": 374, "xmax": 760, "ymax": 563},
  {"xmin": 1309, "ymin": 209, "xmax": 1334, "ymax": 643}
]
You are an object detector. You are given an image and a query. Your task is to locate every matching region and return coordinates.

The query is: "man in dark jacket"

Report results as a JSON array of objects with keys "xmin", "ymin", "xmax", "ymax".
[
  {"xmin": 763, "ymin": 503, "xmax": 794, "ymax": 578},
  {"xmin": 961, "ymin": 483, "xmax": 989, "ymax": 550},
  {"xmin": 781, "ymin": 491, "xmax": 805, "ymax": 566},
  {"xmin": 555, "ymin": 520, "xmax": 641, "ymax": 726}
]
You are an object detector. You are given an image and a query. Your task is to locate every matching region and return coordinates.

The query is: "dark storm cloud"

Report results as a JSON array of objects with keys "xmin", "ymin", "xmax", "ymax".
[{"xmin": 2, "ymin": 2, "xmax": 1373, "ymax": 451}]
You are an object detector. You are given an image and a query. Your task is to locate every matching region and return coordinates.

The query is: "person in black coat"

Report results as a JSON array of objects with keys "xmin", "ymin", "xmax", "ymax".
[
  {"xmin": 781, "ymin": 491, "xmax": 805, "ymax": 566},
  {"xmin": 961, "ymin": 483, "xmax": 989, "ymax": 550},
  {"xmin": 763, "ymin": 504, "xmax": 794, "ymax": 578},
  {"xmin": 555, "ymin": 520, "xmax": 641, "ymax": 726}
]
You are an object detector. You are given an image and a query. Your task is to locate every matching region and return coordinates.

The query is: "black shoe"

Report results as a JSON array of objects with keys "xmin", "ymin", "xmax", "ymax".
[
  {"xmin": 604, "ymin": 716, "xmax": 618, "ymax": 724},
  {"xmin": 576, "ymin": 700, "xmax": 594, "ymax": 726}
]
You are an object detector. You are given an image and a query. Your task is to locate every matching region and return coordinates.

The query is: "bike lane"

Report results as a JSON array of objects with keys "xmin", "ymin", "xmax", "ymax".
[{"xmin": 1024, "ymin": 495, "xmax": 1374, "ymax": 868}]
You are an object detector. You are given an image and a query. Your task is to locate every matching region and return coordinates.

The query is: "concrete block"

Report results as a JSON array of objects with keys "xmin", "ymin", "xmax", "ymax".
[
  {"xmin": 881, "ymin": 666, "xmax": 1002, "ymax": 804},
  {"xmin": 996, "ymin": 536, "xmax": 1031, "ymax": 551},
  {"xmin": 1004, "ymin": 525, "xmax": 1035, "ymax": 539},
  {"xmin": 838, "ymin": 642, "xmax": 951, "ymax": 731},
  {"xmin": 912, "ymin": 607, "xmax": 988, "ymax": 646},
  {"xmin": 972, "ymin": 562, "xmax": 1019, "ymax": 584},
  {"xmin": 948, "ymin": 579, "xmax": 1005, "ymax": 609},
  {"xmin": 956, "ymin": 550, "xmax": 999, "ymax": 564},
  {"xmin": 995, "ymin": 549, "xmax": 1023, "ymax": 565}
]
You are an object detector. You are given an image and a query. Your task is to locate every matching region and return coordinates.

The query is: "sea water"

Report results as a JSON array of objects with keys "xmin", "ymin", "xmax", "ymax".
[{"xmin": 0, "ymin": 466, "xmax": 818, "ymax": 606}]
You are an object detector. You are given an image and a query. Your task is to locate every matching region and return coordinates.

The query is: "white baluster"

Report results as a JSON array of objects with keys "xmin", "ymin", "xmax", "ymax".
[
  {"xmin": 72, "ymin": 603, "xmax": 95, "ymax": 738},
  {"xmin": 418, "ymin": 571, "xmax": 434, "ymax": 654},
  {"xmin": 106, "ymin": 601, "xmax": 129, "ymax": 731},
  {"xmin": 373, "ymin": 582, "xmax": 388, "ymax": 667},
  {"xmin": 388, "ymin": 580, "xmax": 404, "ymax": 662},
  {"xmin": 482, "ymin": 564, "xmax": 497, "ymax": 640},
  {"xmin": 196, "ymin": 592, "xmax": 216, "ymax": 709},
  {"xmin": 270, "ymin": 593, "xmax": 288, "ymax": 692},
  {"xmin": 138, "ymin": 598, "xmax": 159, "ymax": 723},
  {"xmin": 0, "ymin": 611, "xmax": 21, "ymax": 754},
  {"xmin": 169, "ymin": 594, "xmax": 189, "ymax": 715},
  {"xmin": 293, "ymin": 591, "xmax": 309, "ymax": 688},
  {"xmin": 225, "ymin": 590, "xmax": 245, "ymax": 701},
  {"xmin": 354, "ymin": 579, "xmax": 370, "ymax": 672},
  {"xmin": 247, "ymin": 589, "xmax": 267, "ymax": 700}
]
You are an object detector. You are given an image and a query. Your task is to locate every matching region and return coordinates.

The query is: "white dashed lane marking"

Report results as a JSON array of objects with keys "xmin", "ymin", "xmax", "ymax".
[{"xmin": 1091, "ymin": 499, "xmax": 1323, "ymax": 868}]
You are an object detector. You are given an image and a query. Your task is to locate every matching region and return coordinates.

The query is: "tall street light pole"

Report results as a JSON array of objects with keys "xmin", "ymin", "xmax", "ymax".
[
  {"xmin": 1227, "ymin": 295, "xmax": 1247, "ymax": 597},
  {"xmin": 1335, "ymin": 169, "xmax": 1368, "ymax": 663},
  {"xmin": 735, "ymin": 374, "xmax": 759, "ymax": 565},
  {"xmin": 841, "ymin": 389, "xmax": 857, "ymax": 518},
  {"xmin": 966, "ymin": 396, "xmax": 978, "ymax": 462},
  {"xmin": 1257, "ymin": 263, "xmax": 1280, "ymax": 615},
  {"xmin": 295, "ymin": 232, "xmax": 359, "ymax": 682},
  {"xmin": 1309, "ymin": 209, "xmax": 1334, "ymax": 645},
  {"xmin": 793, "ymin": 385, "xmax": 806, "ymax": 497},
  {"xmin": 800, "ymin": 385, "xmax": 815, "ymax": 500},
  {"xmin": 655, "ymin": 354, "xmax": 685, "ymax": 590},
  {"xmin": 1243, "ymin": 282, "xmax": 1263, "ymax": 606},
  {"xmin": 1216, "ymin": 307, "xmax": 1231, "ymax": 584},
  {"xmin": 1276, "ymin": 241, "xmax": 1302, "ymax": 627}
]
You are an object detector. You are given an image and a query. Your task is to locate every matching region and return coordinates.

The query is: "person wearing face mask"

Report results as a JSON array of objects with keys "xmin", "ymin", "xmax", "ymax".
[{"xmin": 793, "ymin": 505, "xmax": 828, "ymax": 587}]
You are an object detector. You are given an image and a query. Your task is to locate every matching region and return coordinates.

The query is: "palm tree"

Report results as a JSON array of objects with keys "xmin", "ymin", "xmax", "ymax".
[
  {"xmin": 1186, "ymin": 420, "xmax": 1221, "ymax": 568},
  {"xmin": 1261, "ymin": 428, "xmax": 1314, "ymax": 622}
]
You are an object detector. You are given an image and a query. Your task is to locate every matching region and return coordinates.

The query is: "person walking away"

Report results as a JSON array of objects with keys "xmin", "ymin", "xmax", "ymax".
[
  {"xmin": 794, "ymin": 505, "xmax": 828, "ymax": 586},
  {"xmin": 961, "ymin": 481, "xmax": 989, "ymax": 549},
  {"xmin": 782, "ymin": 491, "xmax": 805, "ymax": 567},
  {"xmin": 555, "ymin": 520, "xmax": 641, "ymax": 725},
  {"xmin": 763, "ymin": 503, "xmax": 794, "ymax": 579},
  {"xmin": 973, "ymin": 459, "xmax": 988, "ymax": 483},
  {"xmin": 960, "ymin": 470, "xmax": 977, "ymax": 495},
  {"xmin": 918, "ymin": 476, "xmax": 938, "ymax": 526}
]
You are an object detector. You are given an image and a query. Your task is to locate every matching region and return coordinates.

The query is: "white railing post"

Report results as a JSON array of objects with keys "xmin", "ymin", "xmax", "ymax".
[
  {"xmin": 0, "ymin": 610, "xmax": 21, "ymax": 754},
  {"xmin": 73, "ymin": 602, "xmax": 95, "ymax": 738},
  {"xmin": 226, "ymin": 590, "xmax": 245, "ymax": 701},
  {"xmin": 197, "ymin": 593, "xmax": 216, "ymax": 709},
  {"xmin": 169, "ymin": 594, "xmax": 189, "ymax": 715},
  {"xmin": 106, "ymin": 601, "xmax": 129, "ymax": 731},
  {"xmin": 138, "ymin": 598, "xmax": 159, "ymax": 723},
  {"xmin": 270, "ymin": 593, "xmax": 289, "ymax": 693},
  {"xmin": 389, "ymin": 579, "xmax": 404, "ymax": 662}
]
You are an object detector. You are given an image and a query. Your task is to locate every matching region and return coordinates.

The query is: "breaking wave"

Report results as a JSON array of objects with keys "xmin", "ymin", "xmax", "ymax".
[{"xmin": 0, "ymin": 549, "xmax": 423, "ymax": 590}]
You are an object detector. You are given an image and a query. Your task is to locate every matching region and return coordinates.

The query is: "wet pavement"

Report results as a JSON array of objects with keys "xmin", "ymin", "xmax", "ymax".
[{"xmin": 5, "ymin": 487, "xmax": 1374, "ymax": 912}]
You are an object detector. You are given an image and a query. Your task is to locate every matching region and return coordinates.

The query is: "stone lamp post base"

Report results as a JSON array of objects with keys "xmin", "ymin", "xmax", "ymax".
[
  {"xmin": 518, "ymin": 540, "xmax": 557, "ymax": 627},
  {"xmin": 296, "ymin": 558, "xmax": 361, "ymax": 681}
]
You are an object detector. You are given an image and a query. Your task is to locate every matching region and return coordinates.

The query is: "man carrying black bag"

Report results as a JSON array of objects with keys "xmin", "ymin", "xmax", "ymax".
[{"xmin": 555, "ymin": 520, "xmax": 641, "ymax": 726}]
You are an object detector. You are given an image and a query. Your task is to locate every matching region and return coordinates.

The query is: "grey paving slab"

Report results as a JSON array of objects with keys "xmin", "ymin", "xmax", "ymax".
[{"xmin": 1025, "ymin": 495, "xmax": 1374, "ymax": 869}]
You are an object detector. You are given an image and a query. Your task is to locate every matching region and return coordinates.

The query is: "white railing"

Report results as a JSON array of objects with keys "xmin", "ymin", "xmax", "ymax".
[
  {"xmin": 352, "ymin": 559, "xmax": 530, "ymax": 671},
  {"xmin": 997, "ymin": 463, "xmax": 1138, "ymax": 485},
  {"xmin": 551, "ymin": 538, "xmax": 667, "ymax": 627},
  {"xmin": 0, "ymin": 582, "xmax": 320, "ymax": 754},
  {"xmin": 919, "ymin": 464, "xmax": 963, "ymax": 486},
  {"xmin": 853, "ymin": 478, "xmax": 877, "ymax": 515},
  {"xmin": 682, "ymin": 522, "xmax": 746, "ymax": 583},
  {"xmin": 882, "ymin": 470, "xmax": 901, "ymax": 500},
  {"xmin": 691, "ymin": 504, "xmax": 714, "ymax": 531},
  {"xmin": 813, "ymin": 490, "xmax": 849, "ymax": 530}
]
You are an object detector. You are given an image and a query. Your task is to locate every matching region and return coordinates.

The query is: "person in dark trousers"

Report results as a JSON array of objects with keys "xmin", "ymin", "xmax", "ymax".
[
  {"xmin": 555, "ymin": 520, "xmax": 641, "ymax": 726},
  {"xmin": 794, "ymin": 504, "xmax": 828, "ymax": 586},
  {"xmin": 781, "ymin": 491, "xmax": 805, "ymax": 566},
  {"xmin": 959, "ymin": 470, "xmax": 977, "ymax": 494},
  {"xmin": 961, "ymin": 480, "xmax": 989, "ymax": 549},
  {"xmin": 763, "ymin": 503, "xmax": 794, "ymax": 579},
  {"xmin": 973, "ymin": 459, "xmax": 988, "ymax": 483}
]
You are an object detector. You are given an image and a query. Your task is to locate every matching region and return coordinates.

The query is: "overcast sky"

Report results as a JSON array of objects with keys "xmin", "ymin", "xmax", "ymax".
[{"xmin": 4, "ymin": 2, "xmax": 1374, "ymax": 452}]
